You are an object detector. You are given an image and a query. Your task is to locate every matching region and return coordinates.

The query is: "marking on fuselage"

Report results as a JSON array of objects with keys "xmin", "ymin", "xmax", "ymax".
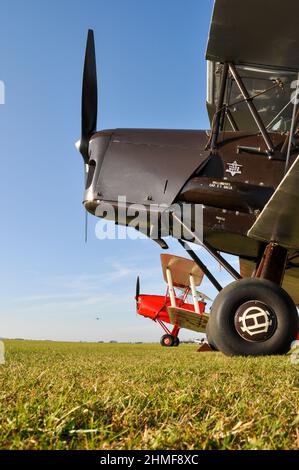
[
  {"xmin": 226, "ymin": 161, "xmax": 243, "ymax": 177},
  {"xmin": 209, "ymin": 181, "xmax": 233, "ymax": 190}
]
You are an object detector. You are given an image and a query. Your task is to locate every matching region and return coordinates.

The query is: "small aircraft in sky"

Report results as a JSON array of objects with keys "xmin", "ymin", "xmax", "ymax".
[
  {"xmin": 76, "ymin": 0, "xmax": 299, "ymax": 356},
  {"xmin": 136, "ymin": 254, "xmax": 212, "ymax": 347}
]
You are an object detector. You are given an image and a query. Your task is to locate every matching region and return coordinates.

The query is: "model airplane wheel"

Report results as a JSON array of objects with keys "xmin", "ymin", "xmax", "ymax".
[
  {"xmin": 208, "ymin": 279, "xmax": 299, "ymax": 357},
  {"xmin": 173, "ymin": 337, "xmax": 180, "ymax": 347},
  {"xmin": 160, "ymin": 334, "xmax": 175, "ymax": 347},
  {"xmin": 206, "ymin": 321, "xmax": 218, "ymax": 351}
]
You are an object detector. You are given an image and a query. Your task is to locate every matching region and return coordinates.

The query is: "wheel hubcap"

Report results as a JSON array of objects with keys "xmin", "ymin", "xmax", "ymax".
[{"xmin": 234, "ymin": 300, "xmax": 277, "ymax": 342}]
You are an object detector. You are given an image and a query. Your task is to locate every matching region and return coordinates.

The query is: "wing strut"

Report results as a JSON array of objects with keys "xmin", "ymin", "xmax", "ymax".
[
  {"xmin": 285, "ymin": 71, "xmax": 299, "ymax": 173},
  {"xmin": 178, "ymin": 240, "xmax": 222, "ymax": 292},
  {"xmin": 209, "ymin": 63, "xmax": 229, "ymax": 152},
  {"xmin": 165, "ymin": 268, "xmax": 176, "ymax": 307},
  {"xmin": 228, "ymin": 64, "xmax": 274, "ymax": 155},
  {"xmin": 206, "ymin": 62, "xmax": 277, "ymax": 154},
  {"xmin": 173, "ymin": 213, "xmax": 241, "ymax": 281},
  {"xmin": 189, "ymin": 274, "xmax": 200, "ymax": 313}
]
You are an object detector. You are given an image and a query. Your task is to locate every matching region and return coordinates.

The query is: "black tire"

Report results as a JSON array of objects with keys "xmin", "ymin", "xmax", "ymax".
[
  {"xmin": 173, "ymin": 337, "xmax": 180, "ymax": 347},
  {"xmin": 206, "ymin": 321, "xmax": 218, "ymax": 351},
  {"xmin": 209, "ymin": 278, "xmax": 299, "ymax": 357},
  {"xmin": 160, "ymin": 334, "xmax": 175, "ymax": 347}
]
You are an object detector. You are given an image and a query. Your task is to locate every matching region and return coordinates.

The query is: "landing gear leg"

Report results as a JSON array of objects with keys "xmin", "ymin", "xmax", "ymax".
[
  {"xmin": 254, "ymin": 243, "xmax": 288, "ymax": 284},
  {"xmin": 170, "ymin": 326, "xmax": 180, "ymax": 347}
]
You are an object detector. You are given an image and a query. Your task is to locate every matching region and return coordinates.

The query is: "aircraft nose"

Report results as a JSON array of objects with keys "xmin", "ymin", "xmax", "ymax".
[
  {"xmin": 83, "ymin": 162, "xmax": 99, "ymax": 216},
  {"xmin": 82, "ymin": 131, "xmax": 113, "ymax": 214},
  {"xmin": 84, "ymin": 200, "xmax": 99, "ymax": 216}
]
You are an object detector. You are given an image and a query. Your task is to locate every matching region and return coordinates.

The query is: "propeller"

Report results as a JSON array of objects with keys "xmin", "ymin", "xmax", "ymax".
[
  {"xmin": 84, "ymin": 164, "xmax": 89, "ymax": 243},
  {"xmin": 76, "ymin": 30, "xmax": 98, "ymax": 241},
  {"xmin": 136, "ymin": 276, "xmax": 140, "ymax": 299},
  {"xmin": 79, "ymin": 29, "xmax": 98, "ymax": 163},
  {"xmin": 135, "ymin": 276, "xmax": 140, "ymax": 310},
  {"xmin": 84, "ymin": 198, "xmax": 88, "ymax": 243}
]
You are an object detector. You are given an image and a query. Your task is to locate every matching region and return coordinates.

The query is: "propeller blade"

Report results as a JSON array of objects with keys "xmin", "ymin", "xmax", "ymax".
[
  {"xmin": 85, "ymin": 209, "xmax": 88, "ymax": 243},
  {"xmin": 136, "ymin": 276, "xmax": 140, "ymax": 300},
  {"xmin": 84, "ymin": 163, "xmax": 89, "ymax": 243},
  {"xmin": 80, "ymin": 29, "xmax": 98, "ymax": 163}
]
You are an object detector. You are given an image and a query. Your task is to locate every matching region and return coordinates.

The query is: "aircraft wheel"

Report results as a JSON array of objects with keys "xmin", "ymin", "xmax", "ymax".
[
  {"xmin": 206, "ymin": 321, "xmax": 218, "ymax": 351},
  {"xmin": 173, "ymin": 337, "xmax": 180, "ymax": 347},
  {"xmin": 208, "ymin": 279, "xmax": 299, "ymax": 357},
  {"xmin": 160, "ymin": 334, "xmax": 175, "ymax": 347}
]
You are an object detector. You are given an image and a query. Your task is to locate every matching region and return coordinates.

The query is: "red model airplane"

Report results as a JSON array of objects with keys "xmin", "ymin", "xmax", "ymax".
[{"xmin": 136, "ymin": 254, "xmax": 212, "ymax": 347}]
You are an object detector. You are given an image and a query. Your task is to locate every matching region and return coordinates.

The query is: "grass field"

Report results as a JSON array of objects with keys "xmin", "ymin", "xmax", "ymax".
[{"xmin": 0, "ymin": 340, "xmax": 298, "ymax": 450}]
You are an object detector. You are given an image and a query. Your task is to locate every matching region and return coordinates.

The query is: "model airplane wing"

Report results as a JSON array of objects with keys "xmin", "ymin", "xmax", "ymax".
[
  {"xmin": 167, "ymin": 307, "xmax": 209, "ymax": 333},
  {"xmin": 161, "ymin": 254, "xmax": 204, "ymax": 288},
  {"xmin": 206, "ymin": 0, "xmax": 299, "ymax": 132},
  {"xmin": 248, "ymin": 156, "xmax": 299, "ymax": 249}
]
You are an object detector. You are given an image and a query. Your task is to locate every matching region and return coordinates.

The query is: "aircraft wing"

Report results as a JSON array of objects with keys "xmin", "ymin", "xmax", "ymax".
[
  {"xmin": 207, "ymin": 0, "xmax": 299, "ymax": 71},
  {"xmin": 206, "ymin": 0, "xmax": 299, "ymax": 132},
  {"xmin": 248, "ymin": 156, "xmax": 299, "ymax": 249},
  {"xmin": 168, "ymin": 307, "xmax": 209, "ymax": 333},
  {"xmin": 161, "ymin": 254, "xmax": 204, "ymax": 288}
]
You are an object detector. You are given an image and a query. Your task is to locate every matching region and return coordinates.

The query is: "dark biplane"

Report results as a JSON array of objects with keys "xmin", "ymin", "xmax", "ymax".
[{"xmin": 76, "ymin": 0, "xmax": 299, "ymax": 356}]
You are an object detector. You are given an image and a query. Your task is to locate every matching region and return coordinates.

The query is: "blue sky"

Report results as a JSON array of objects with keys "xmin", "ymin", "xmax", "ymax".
[{"xmin": 0, "ymin": 0, "xmax": 238, "ymax": 342}]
